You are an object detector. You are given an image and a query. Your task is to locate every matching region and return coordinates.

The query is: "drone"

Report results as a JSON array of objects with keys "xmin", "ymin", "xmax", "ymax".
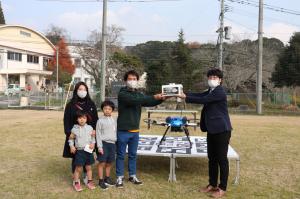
[{"xmin": 144, "ymin": 116, "xmax": 199, "ymax": 148}]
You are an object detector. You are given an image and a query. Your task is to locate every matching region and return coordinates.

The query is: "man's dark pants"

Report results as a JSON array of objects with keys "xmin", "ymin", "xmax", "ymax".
[{"xmin": 207, "ymin": 131, "xmax": 231, "ymax": 191}]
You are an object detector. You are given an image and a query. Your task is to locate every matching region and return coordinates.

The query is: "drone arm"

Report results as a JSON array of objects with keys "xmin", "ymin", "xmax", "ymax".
[{"xmin": 143, "ymin": 119, "xmax": 168, "ymax": 126}]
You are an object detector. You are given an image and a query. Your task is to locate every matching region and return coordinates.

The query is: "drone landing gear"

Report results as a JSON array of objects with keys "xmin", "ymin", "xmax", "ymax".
[
  {"xmin": 158, "ymin": 126, "xmax": 192, "ymax": 148},
  {"xmin": 158, "ymin": 126, "xmax": 170, "ymax": 147},
  {"xmin": 183, "ymin": 127, "xmax": 193, "ymax": 148}
]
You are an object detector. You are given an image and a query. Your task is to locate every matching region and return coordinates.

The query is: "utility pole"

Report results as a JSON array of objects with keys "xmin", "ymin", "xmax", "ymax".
[
  {"xmin": 217, "ymin": 0, "xmax": 225, "ymax": 70},
  {"xmin": 256, "ymin": 0, "xmax": 263, "ymax": 114},
  {"xmin": 100, "ymin": 0, "xmax": 107, "ymax": 104},
  {"xmin": 56, "ymin": 47, "xmax": 59, "ymax": 92}
]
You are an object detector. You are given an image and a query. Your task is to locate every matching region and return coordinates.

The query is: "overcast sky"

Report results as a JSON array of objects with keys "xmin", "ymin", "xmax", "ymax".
[{"xmin": 2, "ymin": 0, "xmax": 300, "ymax": 45}]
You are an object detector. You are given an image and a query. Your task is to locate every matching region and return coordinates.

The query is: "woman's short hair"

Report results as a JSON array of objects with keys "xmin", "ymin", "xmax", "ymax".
[
  {"xmin": 123, "ymin": 70, "xmax": 140, "ymax": 81},
  {"xmin": 207, "ymin": 68, "xmax": 223, "ymax": 79}
]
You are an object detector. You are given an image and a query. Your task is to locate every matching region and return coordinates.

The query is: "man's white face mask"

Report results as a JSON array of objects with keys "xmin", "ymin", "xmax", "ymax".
[
  {"xmin": 208, "ymin": 79, "xmax": 220, "ymax": 88},
  {"xmin": 126, "ymin": 80, "xmax": 138, "ymax": 89}
]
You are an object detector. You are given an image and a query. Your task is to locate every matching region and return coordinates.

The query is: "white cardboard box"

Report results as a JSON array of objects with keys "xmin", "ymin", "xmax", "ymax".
[{"xmin": 162, "ymin": 83, "xmax": 183, "ymax": 96}]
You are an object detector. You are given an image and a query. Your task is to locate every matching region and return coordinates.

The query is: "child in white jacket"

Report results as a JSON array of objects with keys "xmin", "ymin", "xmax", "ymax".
[{"xmin": 69, "ymin": 111, "xmax": 96, "ymax": 192}]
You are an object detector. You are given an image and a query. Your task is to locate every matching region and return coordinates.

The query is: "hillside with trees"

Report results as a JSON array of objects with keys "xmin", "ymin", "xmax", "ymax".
[{"xmin": 127, "ymin": 35, "xmax": 284, "ymax": 93}]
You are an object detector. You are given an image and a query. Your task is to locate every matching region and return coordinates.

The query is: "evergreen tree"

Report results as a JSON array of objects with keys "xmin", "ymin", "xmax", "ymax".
[
  {"xmin": 171, "ymin": 29, "xmax": 195, "ymax": 92},
  {"xmin": 0, "ymin": 1, "xmax": 6, "ymax": 25},
  {"xmin": 128, "ymin": 41, "xmax": 175, "ymax": 94},
  {"xmin": 271, "ymin": 32, "xmax": 300, "ymax": 106},
  {"xmin": 146, "ymin": 60, "xmax": 171, "ymax": 94}
]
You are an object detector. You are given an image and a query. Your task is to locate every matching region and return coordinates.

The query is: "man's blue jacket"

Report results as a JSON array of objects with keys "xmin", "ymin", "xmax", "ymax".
[{"xmin": 186, "ymin": 85, "xmax": 232, "ymax": 134}]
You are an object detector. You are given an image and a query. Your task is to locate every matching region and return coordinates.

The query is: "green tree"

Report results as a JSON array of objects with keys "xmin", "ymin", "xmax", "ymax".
[
  {"xmin": 0, "ymin": 1, "xmax": 6, "ymax": 25},
  {"xmin": 271, "ymin": 32, "xmax": 300, "ymax": 106},
  {"xmin": 49, "ymin": 68, "xmax": 72, "ymax": 87},
  {"xmin": 110, "ymin": 51, "xmax": 144, "ymax": 81},
  {"xmin": 127, "ymin": 41, "xmax": 175, "ymax": 94},
  {"xmin": 171, "ymin": 29, "xmax": 197, "ymax": 92},
  {"xmin": 146, "ymin": 60, "xmax": 172, "ymax": 94}
]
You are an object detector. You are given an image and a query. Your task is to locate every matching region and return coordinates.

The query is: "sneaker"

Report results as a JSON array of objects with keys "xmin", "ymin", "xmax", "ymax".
[
  {"xmin": 104, "ymin": 177, "xmax": 115, "ymax": 186},
  {"xmin": 73, "ymin": 181, "xmax": 83, "ymax": 192},
  {"xmin": 83, "ymin": 174, "xmax": 88, "ymax": 186},
  {"xmin": 128, "ymin": 176, "xmax": 143, "ymax": 185},
  {"xmin": 87, "ymin": 180, "xmax": 96, "ymax": 190},
  {"xmin": 98, "ymin": 179, "xmax": 108, "ymax": 190},
  {"xmin": 115, "ymin": 177, "xmax": 124, "ymax": 189}
]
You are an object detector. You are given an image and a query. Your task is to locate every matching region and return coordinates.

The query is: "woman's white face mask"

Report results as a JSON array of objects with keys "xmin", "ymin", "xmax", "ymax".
[
  {"xmin": 126, "ymin": 80, "xmax": 138, "ymax": 89},
  {"xmin": 77, "ymin": 90, "xmax": 87, "ymax": 99},
  {"xmin": 208, "ymin": 79, "xmax": 220, "ymax": 88}
]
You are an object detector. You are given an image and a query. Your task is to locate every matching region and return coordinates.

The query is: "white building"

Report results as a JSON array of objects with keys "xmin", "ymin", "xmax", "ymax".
[
  {"xmin": 68, "ymin": 44, "xmax": 95, "ymax": 92},
  {"xmin": 0, "ymin": 25, "xmax": 55, "ymax": 92}
]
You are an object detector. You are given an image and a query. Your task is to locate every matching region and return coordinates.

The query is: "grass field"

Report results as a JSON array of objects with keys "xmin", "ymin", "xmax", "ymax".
[{"xmin": 0, "ymin": 110, "xmax": 299, "ymax": 199}]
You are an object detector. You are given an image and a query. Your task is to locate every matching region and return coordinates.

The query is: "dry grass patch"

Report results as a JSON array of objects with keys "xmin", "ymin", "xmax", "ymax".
[{"xmin": 0, "ymin": 110, "xmax": 299, "ymax": 199}]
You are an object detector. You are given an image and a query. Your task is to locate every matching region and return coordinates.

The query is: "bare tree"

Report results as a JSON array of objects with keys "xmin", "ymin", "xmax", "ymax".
[
  {"xmin": 192, "ymin": 37, "xmax": 284, "ymax": 93},
  {"xmin": 45, "ymin": 24, "xmax": 70, "ymax": 45},
  {"xmin": 74, "ymin": 25, "xmax": 143, "ymax": 104},
  {"xmin": 222, "ymin": 38, "xmax": 283, "ymax": 92},
  {"xmin": 74, "ymin": 25, "xmax": 124, "ymax": 90}
]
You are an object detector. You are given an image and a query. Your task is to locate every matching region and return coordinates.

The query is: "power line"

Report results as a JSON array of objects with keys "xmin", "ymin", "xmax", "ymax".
[
  {"xmin": 227, "ymin": 0, "xmax": 300, "ymax": 16},
  {"xmin": 224, "ymin": 16, "xmax": 257, "ymax": 32},
  {"xmin": 36, "ymin": 0, "xmax": 182, "ymax": 2}
]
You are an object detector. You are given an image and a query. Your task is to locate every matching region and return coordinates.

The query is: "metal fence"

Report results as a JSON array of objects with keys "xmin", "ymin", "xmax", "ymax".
[
  {"xmin": 0, "ymin": 91, "xmax": 293, "ymax": 109},
  {"xmin": 0, "ymin": 91, "xmax": 67, "ymax": 110},
  {"xmin": 0, "ymin": 88, "xmax": 300, "ymax": 113}
]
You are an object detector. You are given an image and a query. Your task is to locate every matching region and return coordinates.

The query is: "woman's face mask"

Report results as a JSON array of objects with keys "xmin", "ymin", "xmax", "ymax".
[
  {"xmin": 77, "ymin": 85, "xmax": 87, "ymax": 98},
  {"xmin": 77, "ymin": 90, "xmax": 87, "ymax": 98}
]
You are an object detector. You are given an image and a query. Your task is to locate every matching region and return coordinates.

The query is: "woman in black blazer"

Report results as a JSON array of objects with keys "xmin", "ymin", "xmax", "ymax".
[
  {"xmin": 180, "ymin": 68, "xmax": 232, "ymax": 198},
  {"xmin": 63, "ymin": 82, "xmax": 98, "ymax": 174}
]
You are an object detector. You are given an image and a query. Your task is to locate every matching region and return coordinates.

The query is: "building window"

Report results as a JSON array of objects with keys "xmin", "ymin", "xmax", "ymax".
[
  {"xmin": 75, "ymin": 59, "xmax": 81, "ymax": 68},
  {"xmin": 20, "ymin": 30, "xmax": 31, "ymax": 37},
  {"xmin": 43, "ymin": 57, "xmax": 50, "ymax": 70},
  {"xmin": 74, "ymin": 78, "xmax": 81, "ymax": 84},
  {"xmin": 27, "ymin": 54, "xmax": 39, "ymax": 64},
  {"xmin": 7, "ymin": 51, "xmax": 22, "ymax": 61}
]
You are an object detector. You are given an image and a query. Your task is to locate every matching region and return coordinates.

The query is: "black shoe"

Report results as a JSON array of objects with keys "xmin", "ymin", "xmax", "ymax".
[
  {"xmin": 98, "ymin": 179, "xmax": 108, "ymax": 190},
  {"xmin": 116, "ymin": 177, "xmax": 124, "ymax": 189},
  {"xmin": 128, "ymin": 176, "xmax": 143, "ymax": 185},
  {"xmin": 104, "ymin": 177, "xmax": 115, "ymax": 186}
]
